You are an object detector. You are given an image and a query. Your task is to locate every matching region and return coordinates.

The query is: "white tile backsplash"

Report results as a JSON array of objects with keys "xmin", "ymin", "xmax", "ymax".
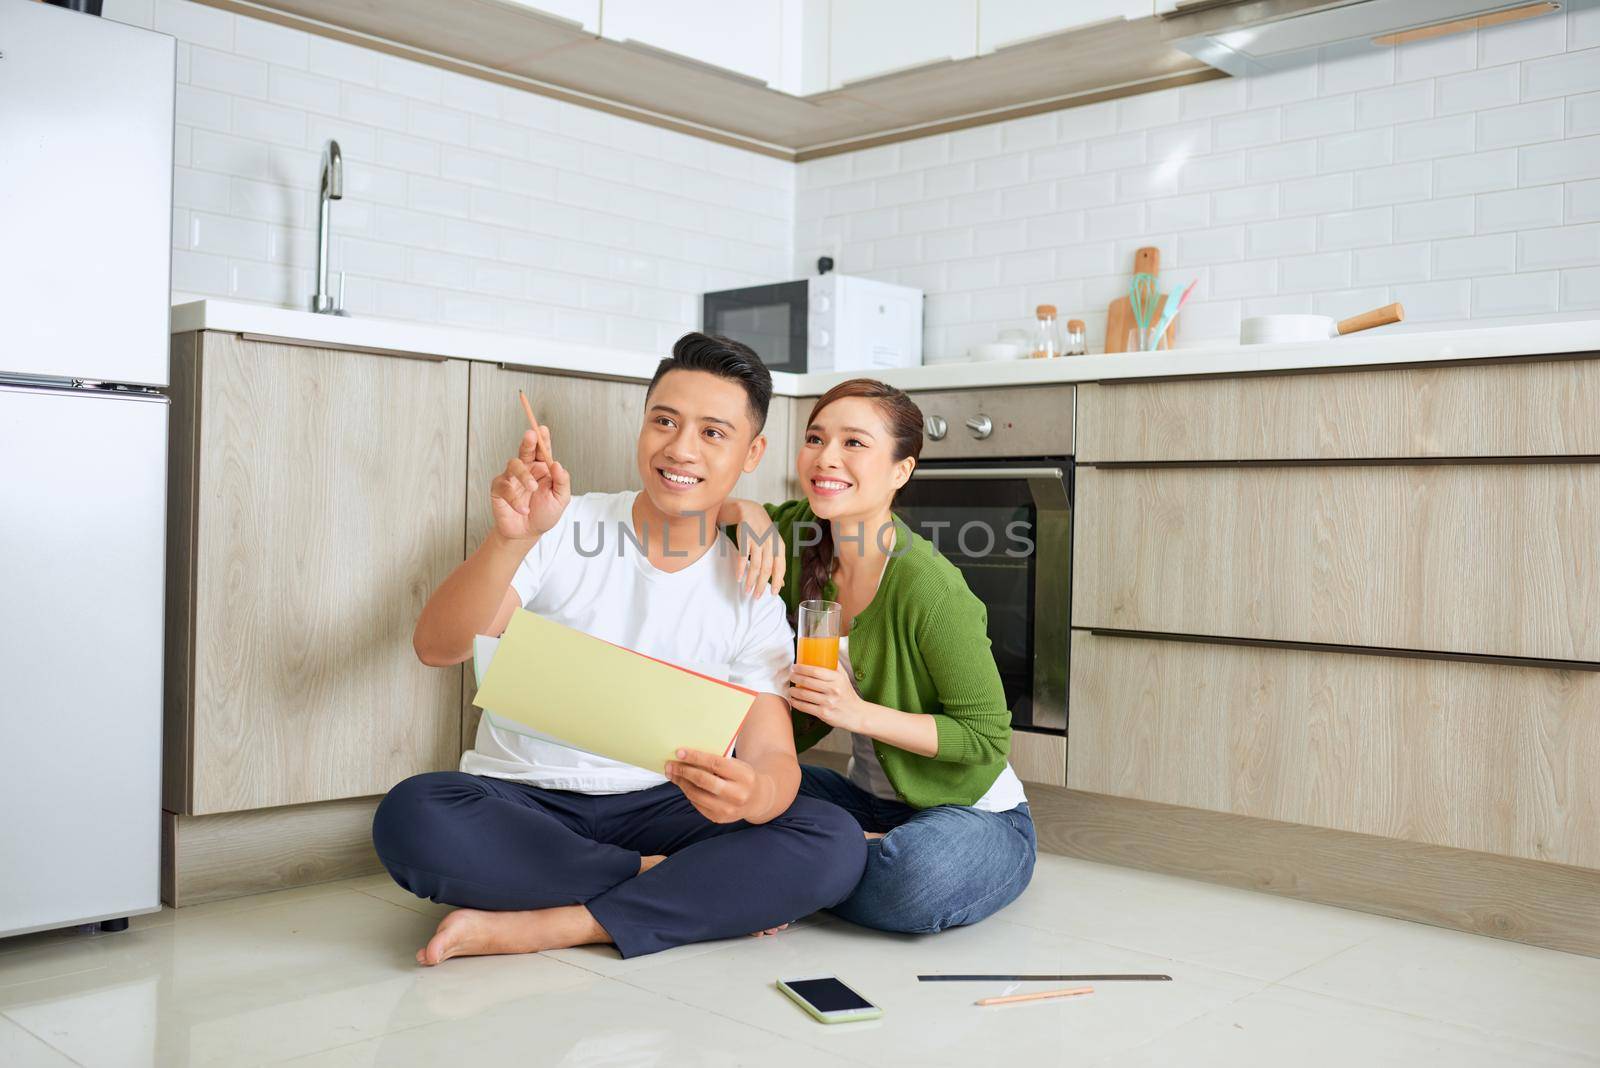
[
  {"xmin": 112, "ymin": 0, "xmax": 792, "ymax": 343},
  {"xmin": 799, "ymin": 12, "xmax": 1600, "ymax": 355},
  {"xmin": 107, "ymin": 2, "xmax": 1600, "ymax": 356}
]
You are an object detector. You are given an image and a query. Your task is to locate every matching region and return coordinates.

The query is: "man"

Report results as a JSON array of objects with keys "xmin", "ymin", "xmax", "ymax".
[{"xmin": 373, "ymin": 333, "xmax": 865, "ymax": 964}]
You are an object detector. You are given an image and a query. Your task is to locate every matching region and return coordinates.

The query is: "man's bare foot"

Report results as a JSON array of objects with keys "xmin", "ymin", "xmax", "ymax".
[
  {"xmin": 750, "ymin": 923, "xmax": 790, "ymax": 937},
  {"xmin": 639, "ymin": 853, "xmax": 666, "ymax": 875},
  {"xmin": 417, "ymin": 904, "xmax": 608, "ymax": 966},
  {"xmin": 864, "ymin": 831, "xmax": 886, "ymax": 840}
]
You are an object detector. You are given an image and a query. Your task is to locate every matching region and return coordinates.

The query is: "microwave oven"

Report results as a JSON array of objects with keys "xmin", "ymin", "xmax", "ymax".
[{"xmin": 701, "ymin": 272, "xmax": 923, "ymax": 374}]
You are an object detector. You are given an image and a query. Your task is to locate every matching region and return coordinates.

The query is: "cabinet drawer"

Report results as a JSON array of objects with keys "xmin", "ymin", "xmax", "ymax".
[
  {"xmin": 1077, "ymin": 358, "xmax": 1600, "ymax": 463},
  {"xmin": 1073, "ymin": 463, "xmax": 1600, "ymax": 663},
  {"xmin": 1066, "ymin": 632, "xmax": 1600, "ymax": 869}
]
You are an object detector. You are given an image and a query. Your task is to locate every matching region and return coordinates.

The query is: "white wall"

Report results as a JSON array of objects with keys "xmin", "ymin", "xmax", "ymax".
[
  {"xmin": 102, "ymin": 0, "xmax": 794, "ymax": 354},
  {"xmin": 101, "ymin": 1, "xmax": 1600, "ymax": 360},
  {"xmin": 796, "ymin": 9, "xmax": 1600, "ymax": 359}
]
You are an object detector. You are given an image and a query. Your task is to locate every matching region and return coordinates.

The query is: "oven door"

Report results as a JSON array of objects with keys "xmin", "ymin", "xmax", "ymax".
[
  {"xmin": 701, "ymin": 280, "xmax": 808, "ymax": 372},
  {"xmin": 893, "ymin": 459, "xmax": 1071, "ymax": 735}
]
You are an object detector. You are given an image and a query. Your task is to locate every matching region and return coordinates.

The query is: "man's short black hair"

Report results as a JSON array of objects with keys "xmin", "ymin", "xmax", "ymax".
[{"xmin": 647, "ymin": 332, "xmax": 773, "ymax": 434}]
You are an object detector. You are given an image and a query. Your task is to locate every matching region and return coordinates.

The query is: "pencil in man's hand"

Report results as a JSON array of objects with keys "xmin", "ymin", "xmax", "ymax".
[{"xmin": 518, "ymin": 390, "xmax": 538, "ymax": 432}]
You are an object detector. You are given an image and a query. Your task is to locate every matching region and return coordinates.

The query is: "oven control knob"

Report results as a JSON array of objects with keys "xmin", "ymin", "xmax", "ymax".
[
  {"xmin": 925, "ymin": 414, "xmax": 948, "ymax": 441},
  {"xmin": 814, "ymin": 295, "xmax": 831, "ymax": 313},
  {"xmin": 966, "ymin": 414, "xmax": 993, "ymax": 440},
  {"xmin": 814, "ymin": 328, "xmax": 831, "ymax": 347}
]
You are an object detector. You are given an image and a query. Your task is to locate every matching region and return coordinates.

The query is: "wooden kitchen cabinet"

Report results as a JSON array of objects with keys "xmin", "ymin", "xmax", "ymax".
[
  {"xmin": 165, "ymin": 333, "xmax": 468, "ymax": 815},
  {"xmin": 1073, "ymin": 462, "xmax": 1600, "ymax": 663},
  {"xmin": 1067, "ymin": 631, "xmax": 1600, "ymax": 870},
  {"xmin": 1076, "ymin": 357, "xmax": 1600, "ymax": 463}
]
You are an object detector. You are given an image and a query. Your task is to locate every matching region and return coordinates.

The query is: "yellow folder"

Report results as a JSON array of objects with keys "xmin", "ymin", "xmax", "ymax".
[{"xmin": 471, "ymin": 609, "xmax": 758, "ymax": 774}]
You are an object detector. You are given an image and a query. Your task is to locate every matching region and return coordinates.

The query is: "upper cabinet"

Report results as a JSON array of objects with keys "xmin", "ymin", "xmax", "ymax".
[
  {"xmin": 602, "ymin": 0, "xmax": 785, "ymax": 87},
  {"xmin": 977, "ymin": 0, "xmax": 1154, "ymax": 53},
  {"xmin": 237, "ymin": 0, "xmax": 1214, "ymax": 153},
  {"xmin": 828, "ymin": 0, "xmax": 977, "ymax": 89},
  {"xmin": 502, "ymin": 0, "xmax": 601, "ymax": 34}
]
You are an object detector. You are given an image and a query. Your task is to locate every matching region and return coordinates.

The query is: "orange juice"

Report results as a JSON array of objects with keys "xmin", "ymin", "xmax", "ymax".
[{"xmin": 797, "ymin": 635, "xmax": 840, "ymax": 671}]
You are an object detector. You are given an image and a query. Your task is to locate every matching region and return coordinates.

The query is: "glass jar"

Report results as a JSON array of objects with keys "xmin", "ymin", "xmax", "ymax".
[
  {"xmin": 1030, "ymin": 304, "xmax": 1060, "ymax": 359},
  {"xmin": 1064, "ymin": 318, "xmax": 1087, "ymax": 356}
]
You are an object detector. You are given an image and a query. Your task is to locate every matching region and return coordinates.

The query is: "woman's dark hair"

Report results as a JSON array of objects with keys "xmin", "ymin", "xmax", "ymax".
[
  {"xmin": 647, "ymin": 332, "xmax": 773, "ymax": 434},
  {"xmin": 798, "ymin": 379, "xmax": 924, "ymax": 604}
]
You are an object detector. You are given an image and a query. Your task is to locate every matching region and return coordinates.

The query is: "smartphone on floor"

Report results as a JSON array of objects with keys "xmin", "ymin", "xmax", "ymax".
[{"xmin": 776, "ymin": 975, "xmax": 883, "ymax": 1023}]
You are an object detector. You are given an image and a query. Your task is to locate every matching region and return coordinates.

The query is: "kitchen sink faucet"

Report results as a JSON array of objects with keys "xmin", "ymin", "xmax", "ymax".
[{"xmin": 310, "ymin": 139, "xmax": 347, "ymax": 315}]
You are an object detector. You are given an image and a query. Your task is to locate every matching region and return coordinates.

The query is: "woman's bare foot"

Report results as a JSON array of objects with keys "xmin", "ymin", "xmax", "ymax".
[
  {"xmin": 750, "ymin": 923, "xmax": 790, "ymax": 937},
  {"xmin": 639, "ymin": 853, "xmax": 666, "ymax": 875},
  {"xmin": 417, "ymin": 904, "xmax": 608, "ymax": 966}
]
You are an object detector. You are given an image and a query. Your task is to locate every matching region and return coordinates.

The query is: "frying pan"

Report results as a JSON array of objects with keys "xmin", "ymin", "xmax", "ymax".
[{"xmin": 1241, "ymin": 303, "xmax": 1404, "ymax": 344}]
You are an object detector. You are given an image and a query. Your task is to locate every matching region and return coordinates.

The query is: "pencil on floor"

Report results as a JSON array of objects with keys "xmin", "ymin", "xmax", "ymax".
[{"xmin": 975, "ymin": 985, "xmax": 1094, "ymax": 1007}]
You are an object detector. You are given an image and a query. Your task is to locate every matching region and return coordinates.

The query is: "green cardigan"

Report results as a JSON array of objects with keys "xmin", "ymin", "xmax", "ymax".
[{"xmin": 762, "ymin": 499, "xmax": 1012, "ymax": 809}]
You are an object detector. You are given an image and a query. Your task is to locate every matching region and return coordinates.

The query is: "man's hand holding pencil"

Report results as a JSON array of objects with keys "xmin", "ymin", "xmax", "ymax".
[{"xmin": 489, "ymin": 391, "xmax": 572, "ymax": 543}]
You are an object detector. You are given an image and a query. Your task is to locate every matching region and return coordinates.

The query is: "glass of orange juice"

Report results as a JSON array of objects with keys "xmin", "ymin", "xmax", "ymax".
[{"xmin": 797, "ymin": 599, "xmax": 842, "ymax": 671}]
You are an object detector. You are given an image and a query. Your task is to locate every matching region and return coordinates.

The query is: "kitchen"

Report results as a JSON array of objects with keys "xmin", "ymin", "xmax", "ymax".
[{"xmin": 2, "ymin": 0, "xmax": 1599, "ymax": 1063}]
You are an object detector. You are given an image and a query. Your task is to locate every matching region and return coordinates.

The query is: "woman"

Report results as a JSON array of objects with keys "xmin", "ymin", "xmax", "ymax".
[{"xmin": 722, "ymin": 379, "xmax": 1035, "ymax": 935}]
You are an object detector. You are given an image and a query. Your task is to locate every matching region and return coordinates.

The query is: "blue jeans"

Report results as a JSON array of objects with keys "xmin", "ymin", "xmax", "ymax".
[{"xmin": 798, "ymin": 764, "xmax": 1037, "ymax": 934}]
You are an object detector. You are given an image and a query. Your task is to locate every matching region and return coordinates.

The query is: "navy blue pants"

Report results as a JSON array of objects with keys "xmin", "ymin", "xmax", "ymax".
[{"xmin": 371, "ymin": 771, "xmax": 867, "ymax": 958}]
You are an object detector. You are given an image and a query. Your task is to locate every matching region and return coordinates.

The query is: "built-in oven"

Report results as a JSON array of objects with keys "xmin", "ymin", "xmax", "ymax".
[{"xmin": 890, "ymin": 386, "xmax": 1073, "ymax": 736}]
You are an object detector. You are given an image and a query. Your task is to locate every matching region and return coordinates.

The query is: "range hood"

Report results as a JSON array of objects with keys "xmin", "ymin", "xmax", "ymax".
[{"xmin": 1162, "ymin": 0, "xmax": 1581, "ymax": 75}]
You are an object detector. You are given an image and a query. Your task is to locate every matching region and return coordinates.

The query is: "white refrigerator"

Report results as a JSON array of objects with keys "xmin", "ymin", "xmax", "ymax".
[{"xmin": 0, "ymin": 0, "xmax": 174, "ymax": 937}]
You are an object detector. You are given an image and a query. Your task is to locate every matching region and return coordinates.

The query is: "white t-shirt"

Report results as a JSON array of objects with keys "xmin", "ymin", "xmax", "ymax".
[
  {"xmin": 461, "ymin": 491, "xmax": 794, "ymax": 794},
  {"xmin": 840, "ymin": 636, "xmax": 1028, "ymax": 813}
]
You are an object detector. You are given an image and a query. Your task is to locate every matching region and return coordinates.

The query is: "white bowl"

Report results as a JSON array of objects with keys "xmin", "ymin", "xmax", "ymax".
[{"xmin": 968, "ymin": 342, "xmax": 1024, "ymax": 362}]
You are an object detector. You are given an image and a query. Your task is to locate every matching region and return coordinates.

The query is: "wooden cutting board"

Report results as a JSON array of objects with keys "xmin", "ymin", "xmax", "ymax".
[{"xmin": 1105, "ymin": 246, "xmax": 1175, "ymax": 353}]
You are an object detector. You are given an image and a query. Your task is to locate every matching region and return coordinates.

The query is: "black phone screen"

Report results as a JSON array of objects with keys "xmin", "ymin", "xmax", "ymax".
[{"xmin": 787, "ymin": 977, "xmax": 874, "ymax": 1013}]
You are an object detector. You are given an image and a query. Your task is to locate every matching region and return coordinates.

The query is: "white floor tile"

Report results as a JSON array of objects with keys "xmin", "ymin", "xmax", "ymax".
[
  {"xmin": 0, "ymin": 888, "xmax": 593, "ymax": 1066},
  {"xmin": 1001, "ymin": 854, "xmax": 1403, "ymax": 981},
  {"xmin": 618, "ymin": 916, "xmax": 1266, "ymax": 1067},
  {"xmin": 1, "ymin": 865, "xmax": 1595, "ymax": 1068},
  {"xmin": 276, "ymin": 973, "xmax": 857, "ymax": 1067},
  {"xmin": 1096, "ymin": 985, "xmax": 1600, "ymax": 1067},
  {"xmin": 1281, "ymin": 921, "xmax": 1600, "ymax": 1056},
  {"xmin": 0, "ymin": 1013, "xmax": 77, "ymax": 1068}
]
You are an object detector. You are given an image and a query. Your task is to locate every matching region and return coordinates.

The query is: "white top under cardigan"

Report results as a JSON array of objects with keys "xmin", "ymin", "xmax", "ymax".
[{"xmin": 838, "ymin": 635, "xmax": 1028, "ymax": 813}]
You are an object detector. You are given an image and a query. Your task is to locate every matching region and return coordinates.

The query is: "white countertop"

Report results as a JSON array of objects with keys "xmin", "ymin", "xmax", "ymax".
[{"xmin": 172, "ymin": 299, "xmax": 1600, "ymax": 396}]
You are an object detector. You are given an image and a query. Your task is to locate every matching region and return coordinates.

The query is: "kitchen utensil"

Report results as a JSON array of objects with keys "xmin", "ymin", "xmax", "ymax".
[
  {"xmin": 1143, "ymin": 277, "xmax": 1198, "ymax": 349},
  {"xmin": 1129, "ymin": 273, "xmax": 1158, "ymax": 334},
  {"xmin": 1105, "ymin": 247, "xmax": 1175, "ymax": 353},
  {"xmin": 1240, "ymin": 303, "xmax": 1404, "ymax": 344}
]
